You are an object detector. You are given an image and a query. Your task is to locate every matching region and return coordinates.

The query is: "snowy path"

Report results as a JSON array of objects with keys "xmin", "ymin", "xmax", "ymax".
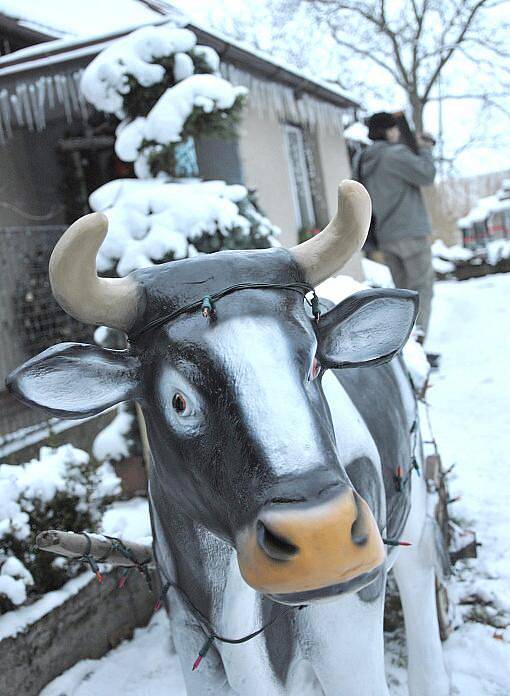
[
  {"xmin": 42, "ymin": 276, "xmax": 510, "ymax": 695},
  {"xmin": 385, "ymin": 273, "xmax": 510, "ymax": 694}
]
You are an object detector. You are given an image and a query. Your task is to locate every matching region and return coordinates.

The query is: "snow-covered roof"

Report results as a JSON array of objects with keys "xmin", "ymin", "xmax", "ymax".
[
  {"xmin": 458, "ymin": 188, "xmax": 510, "ymax": 227},
  {"xmin": 343, "ymin": 121, "xmax": 369, "ymax": 144},
  {"xmin": 0, "ymin": 2, "xmax": 358, "ymax": 110},
  {"xmin": 0, "ymin": 0, "xmax": 175, "ymax": 40}
]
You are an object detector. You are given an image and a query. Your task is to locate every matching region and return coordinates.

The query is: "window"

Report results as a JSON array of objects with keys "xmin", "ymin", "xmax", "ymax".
[
  {"xmin": 284, "ymin": 124, "xmax": 316, "ymax": 231},
  {"xmin": 174, "ymin": 137, "xmax": 199, "ymax": 178}
]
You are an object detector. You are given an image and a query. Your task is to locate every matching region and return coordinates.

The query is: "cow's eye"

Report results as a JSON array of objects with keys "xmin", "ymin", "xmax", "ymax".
[
  {"xmin": 172, "ymin": 392, "xmax": 187, "ymax": 414},
  {"xmin": 309, "ymin": 357, "xmax": 321, "ymax": 381}
]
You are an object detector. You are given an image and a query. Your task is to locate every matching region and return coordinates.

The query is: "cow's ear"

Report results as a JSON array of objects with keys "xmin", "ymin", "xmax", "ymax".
[
  {"xmin": 6, "ymin": 343, "xmax": 140, "ymax": 419},
  {"xmin": 316, "ymin": 289, "xmax": 418, "ymax": 369}
]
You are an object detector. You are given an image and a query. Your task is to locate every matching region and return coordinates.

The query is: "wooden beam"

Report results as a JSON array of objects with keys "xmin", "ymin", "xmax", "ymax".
[{"xmin": 57, "ymin": 135, "xmax": 115, "ymax": 151}]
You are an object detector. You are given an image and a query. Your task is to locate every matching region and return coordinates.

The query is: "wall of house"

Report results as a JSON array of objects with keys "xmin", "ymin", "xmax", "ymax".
[
  {"xmin": 238, "ymin": 104, "xmax": 363, "ymax": 280},
  {"xmin": 237, "ymin": 102, "xmax": 300, "ymax": 249},
  {"xmin": 0, "ymin": 122, "xmax": 68, "ymax": 228}
]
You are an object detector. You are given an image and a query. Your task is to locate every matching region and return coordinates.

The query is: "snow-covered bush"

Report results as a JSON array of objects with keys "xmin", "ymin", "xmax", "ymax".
[
  {"xmin": 0, "ymin": 445, "xmax": 120, "ymax": 613},
  {"xmin": 81, "ymin": 24, "xmax": 246, "ymax": 181},
  {"xmin": 90, "ymin": 179, "xmax": 279, "ymax": 275},
  {"xmin": 81, "ymin": 23, "xmax": 279, "ymax": 278},
  {"xmin": 486, "ymin": 238, "xmax": 510, "ymax": 266},
  {"xmin": 92, "ymin": 405, "xmax": 137, "ymax": 464}
]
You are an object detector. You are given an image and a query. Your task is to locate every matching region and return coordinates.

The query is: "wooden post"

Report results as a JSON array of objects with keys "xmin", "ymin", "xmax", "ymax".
[{"xmin": 36, "ymin": 530, "xmax": 153, "ymax": 568}]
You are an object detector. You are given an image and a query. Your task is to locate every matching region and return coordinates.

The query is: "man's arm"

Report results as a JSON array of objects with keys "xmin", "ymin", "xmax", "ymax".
[{"xmin": 388, "ymin": 144, "xmax": 436, "ymax": 187}]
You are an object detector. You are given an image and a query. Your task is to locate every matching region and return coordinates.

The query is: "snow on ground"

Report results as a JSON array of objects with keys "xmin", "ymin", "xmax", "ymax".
[
  {"xmin": 386, "ymin": 273, "xmax": 510, "ymax": 695},
  {"xmin": 101, "ymin": 497, "xmax": 151, "ymax": 544},
  {"xmin": 41, "ymin": 611, "xmax": 185, "ymax": 696},
  {"xmin": 42, "ymin": 275, "xmax": 510, "ymax": 695}
]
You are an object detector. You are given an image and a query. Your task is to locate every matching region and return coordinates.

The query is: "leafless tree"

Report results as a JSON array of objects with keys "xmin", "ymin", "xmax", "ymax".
[
  {"xmin": 192, "ymin": 1, "xmax": 318, "ymax": 70},
  {"xmin": 292, "ymin": 0, "xmax": 510, "ymax": 133},
  {"xmin": 185, "ymin": 0, "xmax": 510, "ymax": 174}
]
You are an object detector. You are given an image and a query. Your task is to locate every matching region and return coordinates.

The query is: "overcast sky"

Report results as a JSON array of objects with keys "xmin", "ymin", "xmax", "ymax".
[{"xmin": 173, "ymin": 0, "xmax": 510, "ymax": 179}]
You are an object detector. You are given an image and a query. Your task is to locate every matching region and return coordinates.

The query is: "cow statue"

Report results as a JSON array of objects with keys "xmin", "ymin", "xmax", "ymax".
[{"xmin": 7, "ymin": 181, "xmax": 450, "ymax": 695}]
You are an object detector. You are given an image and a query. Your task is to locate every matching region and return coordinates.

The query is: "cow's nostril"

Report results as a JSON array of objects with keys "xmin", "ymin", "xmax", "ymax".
[
  {"xmin": 256, "ymin": 520, "xmax": 299, "ymax": 561},
  {"xmin": 350, "ymin": 495, "xmax": 369, "ymax": 546}
]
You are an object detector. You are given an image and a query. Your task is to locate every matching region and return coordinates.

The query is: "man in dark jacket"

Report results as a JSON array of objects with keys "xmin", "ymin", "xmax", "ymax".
[{"xmin": 355, "ymin": 112, "xmax": 436, "ymax": 340}]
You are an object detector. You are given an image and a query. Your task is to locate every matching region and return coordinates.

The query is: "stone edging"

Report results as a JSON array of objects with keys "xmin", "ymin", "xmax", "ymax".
[{"xmin": 0, "ymin": 569, "xmax": 154, "ymax": 696}]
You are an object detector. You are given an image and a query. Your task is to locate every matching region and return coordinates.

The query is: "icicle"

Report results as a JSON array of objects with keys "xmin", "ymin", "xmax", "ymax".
[
  {"xmin": 0, "ymin": 89, "xmax": 12, "ymax": 138},
  {"xmin": 74, "ymin": 71, "xmax": 89, "ymax": 122},
  {"xmin": 62, "ymin": 75, "xmax": 73, "ymax": 123},
  {"xmin": 47, "ymin": 76, "xmax": 55, "ymax": 110},
  {"xmin": 283, "ymin": 86, "xmax": 294, "ymax": 122},
  {"xmin": 18, "ymin": 84, "xmax": 34, "ymax": 132},
  {"xmin": 304, "ymin": 96, "xmax": 315, "ymax": 129},
  {"xmin": 0, "ymin": 107, "xmax": 5, "ymax": 145},
  {"xmin": 36, "ymin": 77, "xmax": 46, "ymax": 131},
  {"xmin": 67, "ymin": 74, "xmax": 80, "ymax": 113},
  {"xmin": 54, "ymin": 74, "xmax": 64, "ymax": 107},
  {"xmin": 270, "ymin": 82, "xmax": 280, "ymax": 120},
  {"xmin": 55, "ymin": 75, "xmax": 72, "ymax": 124},
  {"xmin": 10, "ymin": 94, "xmax": 23, "ymax": 127},
  {"xmin": 28, "ymin": 84, "xmax": 40, "ymax": 132}
]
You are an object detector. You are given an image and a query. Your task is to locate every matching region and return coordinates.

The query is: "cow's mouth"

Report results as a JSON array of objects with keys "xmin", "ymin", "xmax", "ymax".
[
  {"xmin": 265, "ymin": 565, "xmax": 383, "ymax": 606},
  {"xmin": 236, "ymin": 489, "xmax": 385, "ymax": 598}
]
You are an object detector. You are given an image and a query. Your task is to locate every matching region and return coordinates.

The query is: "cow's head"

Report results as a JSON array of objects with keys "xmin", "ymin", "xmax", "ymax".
[{"xmin": 7, "ymin": 181, "xmax": 418, "ymax": 605}]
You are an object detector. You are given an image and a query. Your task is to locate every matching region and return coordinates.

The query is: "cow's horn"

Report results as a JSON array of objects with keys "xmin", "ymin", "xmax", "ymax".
[
  {"xmin": 290, "ymin": 180, "xmax": 371, "ymax": 285},
  {"xmin": 49, "ymin": 212, "xmax": 138, "ymax": 332}
]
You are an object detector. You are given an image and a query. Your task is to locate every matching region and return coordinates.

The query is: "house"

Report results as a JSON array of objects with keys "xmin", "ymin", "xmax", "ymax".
[
  {"xmin": 457, "ymin": 180, "xmax": 510, "ymax": 249},
  {"xmin": 0, "ymin": 1, "xmax": 360, "ymax": 452}
]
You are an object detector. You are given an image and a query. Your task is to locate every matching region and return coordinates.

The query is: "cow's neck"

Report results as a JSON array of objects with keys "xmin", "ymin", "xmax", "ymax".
[{"xmin": 149, "ymin": 473, "xmax": 233, "ymax": 623}]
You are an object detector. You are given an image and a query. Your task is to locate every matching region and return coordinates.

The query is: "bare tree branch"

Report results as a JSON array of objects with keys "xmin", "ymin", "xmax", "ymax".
[
  {"xmin": 325, "ymin": 18, "xmax": 406, "ymax": 85},
  {"xmin": 427, "ymin": 92, "xmax": 510, "ymax": 100},
  {"xmin": 421, "ymin": 0, "xmax": 492, "ymax": 102},
  {"xmin": 203, "ymin": 0, "xmax": 510, "ymax": 169},
  {"xmin": 36, "ymin": 530, "xmax": 153, "ymax": 567}
]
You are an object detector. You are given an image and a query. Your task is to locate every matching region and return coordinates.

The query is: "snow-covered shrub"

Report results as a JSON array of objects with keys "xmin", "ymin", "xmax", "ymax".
[
  {"xmin": 81, "ymin": 24, "xmax": 246, "ymax": 180},
  {"xmin": 486, "ymin": 238, "xmax": 510, "ymax": 266},
  {"xmin": 89, "ymin": 179, "xmax": 279, "ymax": 275},
  {"xmin": 0, "ymin": 445, "xmax": 120, "ymax": 613},
  {"xmin": 92, "ymin": 405, "xmax": 138, "ymax": 464},
  {"xmin": 0, "ymin": 556, "xmax": 34, "ymax": 609},
  {"xmin": 80, "ymin": 23, "xmax": 279, "ymax": 279}
]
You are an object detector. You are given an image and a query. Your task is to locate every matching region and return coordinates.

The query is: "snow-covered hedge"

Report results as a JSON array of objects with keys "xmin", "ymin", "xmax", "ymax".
[
  {"xmin": 80, "ymin": 23, "xmax": 279, "ymax": 278},
  {"xmin": 81, "ymin": 24, "xmax": 246, "ymax": 179},
  {"xmin": 90, "ymin": 178, "xmax": 279, "ymax": 275},
  {"xmin": 432, "ymin": 238, "xmax": 510, "ymax": 276},
  {"xmin": 0, "ymin": 445, "xmax": 120, "ymax": 613}
]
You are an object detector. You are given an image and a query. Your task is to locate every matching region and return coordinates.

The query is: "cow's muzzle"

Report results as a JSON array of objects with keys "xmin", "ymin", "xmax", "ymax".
[{"xmin": 236, "ymin": 488, "xmax": 384, "ymax": 601}]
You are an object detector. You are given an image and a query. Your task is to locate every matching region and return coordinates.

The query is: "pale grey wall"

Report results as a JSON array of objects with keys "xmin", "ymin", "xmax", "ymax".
[
  {"xmin": 237, "ymin": 103, "xmax": 298, "ymax": 248},
  {"xmin": 238, "ymin": 104, "xmax": 364, "ymax": 280}
]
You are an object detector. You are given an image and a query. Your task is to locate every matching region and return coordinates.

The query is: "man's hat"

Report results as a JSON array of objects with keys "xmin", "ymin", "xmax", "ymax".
[{"xmin": 366, "ymin": 112, "xmax": 398, "ymax": 140}]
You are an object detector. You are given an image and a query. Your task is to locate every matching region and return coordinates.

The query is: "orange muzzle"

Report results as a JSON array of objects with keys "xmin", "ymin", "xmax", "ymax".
[{"xmin": 236, "ymin": 489, "xmax": 385, "ymax": 596}]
